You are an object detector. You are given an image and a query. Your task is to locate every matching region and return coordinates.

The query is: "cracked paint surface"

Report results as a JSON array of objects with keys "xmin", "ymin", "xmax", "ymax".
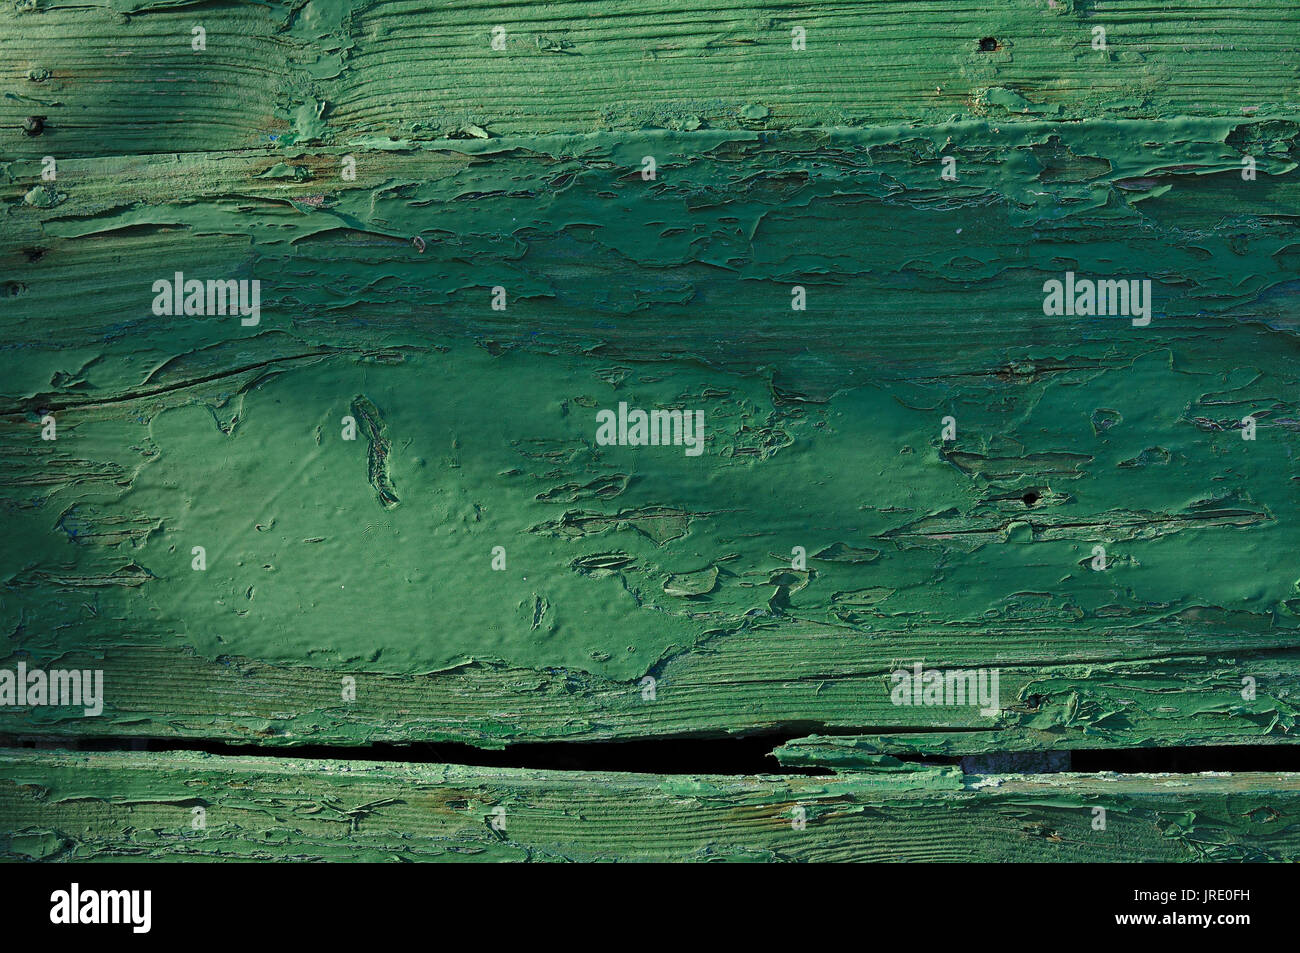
[{"xmin": 0, "ymin": 0, "xmax": 1297, "ymax": 790}]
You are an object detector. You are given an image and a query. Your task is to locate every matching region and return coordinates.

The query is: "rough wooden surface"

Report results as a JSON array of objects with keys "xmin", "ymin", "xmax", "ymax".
[
  {"xmin": 3, "ymin": 749, "xmax": 1299, "ymax": 862},
  {"xmin": 2, "ymin": 129, "xmax": 1297, "ymax": 750},
  {"xmin": 1, "ymin": 0, "xmax": 1298, "ymax": 862},
  {"xmin": 4, "ymin": 0, "xmax": 1299, "ymax": 154}
]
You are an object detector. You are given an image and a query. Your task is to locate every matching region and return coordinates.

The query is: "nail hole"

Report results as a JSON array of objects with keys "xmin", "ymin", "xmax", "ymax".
[
  {"xmin": 979, "ymin": 37, "xmax": 999, "ymax": 52},
  {"xmin": 22, "ymin": 116, "xmax": 45, "ymax": 137},
  {"xmin": 1022, "ymin": 490, "xmax": 1040, "ymax": 506}
]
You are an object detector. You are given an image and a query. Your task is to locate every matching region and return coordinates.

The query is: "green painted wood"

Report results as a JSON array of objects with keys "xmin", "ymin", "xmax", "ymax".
[
  {"xmin": 3, "ymin": 749, "xmax": 1299, "ymax": 861},
  {"xmin": 0, "ymin": 2, "xmax": 1297, "ymax": 766},
  {"xmin": 3, "ymin": 0, "xmax": 1297, "ymax": 158},
  {"xmin": 2, "ymin": 123, "xmax": 1297, "ymax": 751}
]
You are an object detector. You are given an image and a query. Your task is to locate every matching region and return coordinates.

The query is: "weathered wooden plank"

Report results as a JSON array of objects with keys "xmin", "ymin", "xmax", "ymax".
[
  {"xmin": 2, "ymin": 748, "xmax": 1298, "ymax": 861},
  {"xmin": 2, "ymin": 0, "xmax": 1299, "ymax": 783},
  {"xmin": 2, "ymin": 117, "xmax": 1298, "ymax": 750},
  {"xmin": 3, "ymin": 0, "xmax": 1297, "ymax": 159},
  {"xmin": 4, "ymin": 643, "xmax": 1298, "ymax": 750}
]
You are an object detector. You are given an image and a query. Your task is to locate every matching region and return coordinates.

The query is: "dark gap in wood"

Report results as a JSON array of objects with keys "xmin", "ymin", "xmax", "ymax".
[
  {"xmin": 1, "ymin": 732, "xmax": 840, "ymax": 776},
  {"xmin": 1070, "ymin": 745, "xmax": 1300, "ymax": 774},
  {"xmin": 5, "ymin": 734, "xmax": 1299, "ymax": 776}
]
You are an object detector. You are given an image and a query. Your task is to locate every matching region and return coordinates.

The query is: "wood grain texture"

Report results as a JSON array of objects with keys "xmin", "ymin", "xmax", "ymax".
[
  {"xmin": 2, "ymin": 124, "xmax": 1296, "ymax": 751},
  {"xmin": 3, "ymin": 0, "xmax": 1297, "ymax": 157},
  {"xmin": 3, "ymin": 749, "xmax": 1299, "ymax": 862},
  {"xmin": 1, "ymin": 0, "xmax": 1298, "ymax": 864}
]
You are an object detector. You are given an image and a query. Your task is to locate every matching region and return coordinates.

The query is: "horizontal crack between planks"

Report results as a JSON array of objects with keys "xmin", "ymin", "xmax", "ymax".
[{"xmin": 4, "ymin": 733, "xmax": 1300, "ymax": 777}]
